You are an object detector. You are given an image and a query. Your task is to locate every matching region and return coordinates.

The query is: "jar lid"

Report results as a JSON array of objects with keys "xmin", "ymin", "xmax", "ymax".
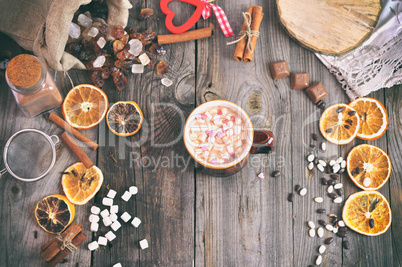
[{"xmin": 6, "ymin": 54, "xmax": 42, "ymax": 88}]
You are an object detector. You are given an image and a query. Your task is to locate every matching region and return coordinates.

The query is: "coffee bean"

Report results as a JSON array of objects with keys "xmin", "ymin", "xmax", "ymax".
[
  {"xmin": 355, "ymin": 167, "xmax": 361, "ymax": 174},
  {"xmin": 336, "ymin": 107, "xmax": 345, "ymax": 113},
  {"xmin": 344, "ymin": 124, "xmax": 351, "ymax": 129},
  {"xmin": 272, "ymin": 170, "xmax": 281, "ymax": 177},
  {"xmin": 314, "ymin": 158, "xmax": 319, "ymax": 165},
  {"xmin": 295, "ymin": 185, "xmax": 301, "ymax": 192},
  {"xmin": 316, "ymin": 100, "xmax": 323, "ymax": 106},
  {"xmin": 312, "ymin": 133, "xmax": 319, "ymax": 141},
  {"xmin": 331, "ymin": 217, "xmax": 338, "ymax": 224},
  {"xmin": 326, "ymin": 165, "xmax": 332, "ymax": 174},
  {"xmin": 321, "ymin": 178, "xmax": 328, "ymax": 185},
  {"xmin": 330, "ymin": 174, "xmax": 339, "ymax": 180},
  {"xmin": 317, "ymin": 209, "xmax": 326, "ymax": 214},
  {"xmin": 320, "ymin": 102, "xmax": 327, "ymax": 109},
  {"xmin": 336, "ymin": 188, "xmax": 343, "ymax": 196},
  {"xmin": 327, "ymin": 179, "xmax": 336, "ymax": 185},
  {"xmin": 324, "ymin": 237, "xmax": 334, "ymax": 244},
  {"xmin": 369, "ymin": 219, "xmax": 375, "ymax": 228},
  {"xmin": 339, "ymin": 168, "xmax": 345, "ymax": 173},
  {"xmin": 351, "ymin": 170, "xmax": 355, "ymax": 176},
  {"xmin": 325, "ymin": 128, "xmax": 333, "ymax": 133},
  {"xmin": 348, "ymin": 110, "xmax": 356, "ymax": 116},
  {"xmin": 343, "ymin": 240, "xmax": 350, "ymax": 250},
  {"xmin": 337, "ymin": 231, "xmax": 347, "ymax": 238},
  {"xmin": 338, "ymin": 227, "xmax": 347, "ymax": 232},
  {"xmin": 328, "ymin": 193, "xmax": 337, "ymax": 199},
  {"xmin": 288, "ymin": 193, "xmax": 295, "ymax": 202},
  {"xmin": 318, "ymin": 220, "xmax": 327, "ymax": 226},
  {"xmin": 34, "ymin": 231, "xmax": 38, "ymax": 239},
  {"xmin": 310, "ymin": 144, "xmax": 317, "ymax": 150}
]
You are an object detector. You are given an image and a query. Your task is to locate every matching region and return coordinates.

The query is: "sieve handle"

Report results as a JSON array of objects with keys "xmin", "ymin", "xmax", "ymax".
[
  {"xmin": 0, "ymin": 169, "xmax": 7, "ymax": 179},
  {"xmin": 50, "ymin": 135, "xmax": 60, "ymax": 145}
]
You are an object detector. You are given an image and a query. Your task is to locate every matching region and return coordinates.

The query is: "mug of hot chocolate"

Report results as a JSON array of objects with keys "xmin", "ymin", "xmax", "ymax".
[{"xmin": 184, "ymin": 100, "xmax": 275, "ymax": 176}]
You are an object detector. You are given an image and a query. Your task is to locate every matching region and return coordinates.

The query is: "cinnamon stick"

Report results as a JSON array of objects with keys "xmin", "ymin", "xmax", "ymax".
[
  {"xmin": 46, "ymin": 232, "xmax": 87, "ymax": 267},
  {"xmin": 233, "ymin": 5, "xmax": 254, "ymax": 62},
  {"xmin": 61, "ymin": 132, "xmax": 94, "ymax": 168},
  {"xmin": 49, "ymin": 113, "xmax": 98, "ymax": 150},
  {"xmin": 243, "ymin": 6, "xmax": 264, "ymax": 62},
  {"xmin": 40, "ymin": 222, "xmax": 83, "ymax": 262},
  {"xmin": 157, "ymin": 23, "xmax": 213, "ymax": 45}
]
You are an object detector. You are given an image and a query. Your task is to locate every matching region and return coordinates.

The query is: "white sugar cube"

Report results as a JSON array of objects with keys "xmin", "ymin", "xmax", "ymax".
[
  {"xmin": 121, "ymin": 191, "xmax": 132, "ymax": 202},
  {"xmin": 88, "ymin": 241, "xmax": 99, "ymax": 251},
  {"xmin": 113, "ymin": 264, "xmax": 122, "ymax": 267},
  {"xmin": 102, "ymin": 197, "xmax": 113, "ymax": 206},
  {"xmin": 105, "ymin": 231, "xmax": 116, "ymax": 241},
  {"xmin": 131, "ymin": 64, "xmax": 144, "ymax": 74},
  {"xmin": 69, "ymin": 22, "xmax": 81, "ymax": 39},
  {"xmin": 100, "ymin": 209, "xmax": 110, "ymax": 218},
  {"xmin": 93, "ymin": 55, "xmax": 106, "ymax": 69},
  {"xmin": 107, "ymin": 189, "xmax": 117, "ymax": 199},
  {"xmin": 205, "ymin": 112, "xmax": 212, "ymax": 120},
  {"xmin": 96, "ymin": 37, "xmax": 106, "ymax": 49},
  {"xmin": 91, "ymin": 206, "xmax": 100, "ymax": 215},
  {"xmin": 111, "ymin": 221, "xmax": 122, "ymax": 231},
  {"xmin": 98, "ymin": 236, "xmax": 107, "ymax": 246},
  {"xmin": 90, "ymin": 222, "xmax": 99, "ymax": 232},
  {"xmin": 110, "ymin": 213, "xmax": 118, "ymax": 222},
  {"xmin": 139, "ymin": 53, "xmax": 150, "ymax": 65},
  {"xmin": 89, "ymin": 214, "xmax": 99, "ymax": 223},
  {"xmin": 235, "ymin": 118, "xmax": 242, "ymax": 124},
  {"xmin": 87, "ymin": 27, "xmax": 99, "ymax": 38},
  {"xmin": 131, "ymin": 217, "xmax": 141, "ymax": 228},
  {"xmin": 227, "ymin": 146, "xmax": 234, "ymax": 153},
  {"xmin": 139, "ymin": 239, "xmax": 149, "ymax": 249},
  {"xmin": 78, "ymin": 14, "xmax": 92, "ymax": 28},
  {"xmin": 233, "ymin": 126, "xmax": 242, "ymax": 135},
  {"xmin": 128, "ymin": 39, "xmax": 143, "ymax": 56},
  {"xmin": 103, "ymin": 217, "xmax": 113, "ymax": 227},
  {"xmin": 110, "ymin": 205, "xmax": 119, "ymax": 214},
  {"xmin": 129, "ymin": 186, "xmax": 138, "ymax": 195},
  {"xmin": 121, "ymin": 212, "xmax": 132, "ymax": 222},
  {"xmin": 221, "ymin": 108, "xmax": 227, "ymax": 115}
]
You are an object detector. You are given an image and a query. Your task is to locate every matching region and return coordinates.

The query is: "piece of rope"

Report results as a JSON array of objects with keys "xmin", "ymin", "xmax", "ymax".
[
  {"xmin": 64, "ymin": 71, "xmax": 75, "ymax": 89},
  {"xmin": 226, "ymin": 12, "xmax": 260, "ymax": 53},
  {"xmin": 56, "ymin": 233, "xmax": 77, "ymax": 252}
]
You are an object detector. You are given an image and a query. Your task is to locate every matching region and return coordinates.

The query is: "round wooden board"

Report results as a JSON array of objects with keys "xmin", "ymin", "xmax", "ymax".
[{"xmin": 277, "ymin": 0, "xmax": 382, "ymax": 55}]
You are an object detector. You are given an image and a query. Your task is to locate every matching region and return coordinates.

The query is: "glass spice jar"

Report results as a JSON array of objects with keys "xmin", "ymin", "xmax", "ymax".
[{"xmin": 5, "ymin": 54, "xmax": 63, "ymax": 118}]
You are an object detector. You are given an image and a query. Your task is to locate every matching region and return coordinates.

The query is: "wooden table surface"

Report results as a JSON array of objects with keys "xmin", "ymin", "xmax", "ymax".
[{"xmin": 0, "ymin": 0, "xmax": 401, "ymax": 266}]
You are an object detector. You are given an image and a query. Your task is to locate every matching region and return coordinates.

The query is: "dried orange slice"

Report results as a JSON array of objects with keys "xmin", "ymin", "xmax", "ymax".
[
  {"xmin": 106, "ymin": 101, "xmax": 143, "ymax": 137},
  {"xmin": 62, "ymin": 162, "xmax": 103, "ymax": 205},
  {"xmin": 319, "ymin": 103, "xmax": 360, "ymax": 145},
  {"xmin": 342, "ymin": 191, "xmax": 392, "ymax": 236},
  {"xmin": 347, "ymin": 144, "xmax": 391, "ymax": 190},
  {"xmin": 62, "ymin": 84, "xmax": 109, "ymax": 129},
  {"xmin": 349, "ymin": 97, "xmax": 388, "ymax": 140},
  {"xmin": 35, "ymin": 194, "xmax": 75, "ymax": 234}
]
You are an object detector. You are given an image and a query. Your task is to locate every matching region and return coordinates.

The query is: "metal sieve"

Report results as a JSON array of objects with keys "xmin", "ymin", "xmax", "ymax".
[{"xmin": 0, "ymin": 129, "xmax": 59, "ymax": 182}]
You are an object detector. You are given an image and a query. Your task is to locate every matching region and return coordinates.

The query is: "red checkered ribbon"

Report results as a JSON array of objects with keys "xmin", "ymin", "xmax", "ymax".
[{"xmin": 201, "ymin": 0, "xmax": 234, "ymax": 37}]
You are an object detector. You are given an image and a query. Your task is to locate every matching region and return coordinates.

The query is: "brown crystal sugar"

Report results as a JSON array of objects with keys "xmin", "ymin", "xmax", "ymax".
[{"xmin": 7, "ymin": 54, "xmax": 42, "ymax": 88}]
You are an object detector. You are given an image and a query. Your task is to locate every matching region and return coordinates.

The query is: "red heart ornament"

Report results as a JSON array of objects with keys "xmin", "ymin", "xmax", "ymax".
[{"xmin": 160, "ymin": 0, "xmax": 204, "ymax": 34}]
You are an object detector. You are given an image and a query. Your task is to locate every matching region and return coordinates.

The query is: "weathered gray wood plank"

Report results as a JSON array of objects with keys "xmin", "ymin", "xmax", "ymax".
[{"xmin": 195, "ymin": 1, "xmax": 293, "ymax": 266}]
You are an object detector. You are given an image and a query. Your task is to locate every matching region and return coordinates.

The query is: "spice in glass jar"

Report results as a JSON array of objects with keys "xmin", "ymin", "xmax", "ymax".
[{"xmin": 5, "ymin": 54, "xmax": 63, "ymax": 118}]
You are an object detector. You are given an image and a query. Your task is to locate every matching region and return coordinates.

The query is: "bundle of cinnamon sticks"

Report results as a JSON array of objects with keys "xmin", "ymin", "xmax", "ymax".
[{"xmin": 233, "ymin": 5, "xmax": 264, "ymax": 62}]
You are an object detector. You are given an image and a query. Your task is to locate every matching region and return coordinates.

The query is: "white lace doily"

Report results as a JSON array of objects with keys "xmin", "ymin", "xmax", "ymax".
[{"xmin": 316, "ymin": 1, "xmax": 402, "ymax": 100}]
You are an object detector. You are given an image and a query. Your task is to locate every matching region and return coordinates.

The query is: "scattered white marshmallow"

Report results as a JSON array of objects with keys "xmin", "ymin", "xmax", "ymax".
[
  {"xmin": 139, "ymin": 239, "xmax": 149, "ymax": 249},
  {"xmin": 316, "ymin": 255, "xmax": 322, "ymax": 265},
  {"xmin": 88, "ymin": 241, "xmax": 99, "ymax": 251},
  {"xmin": 110, "ymin": 205, "xmax": 119, "ymax": 214},
  {"xmin": 321, "ymin": 142, "xmax": 327, "ymax": 151},
  {"xmin": 314, "ymin": 197, "xmax": 324, "ymax": 203},
  {"xmin": 111, "ymin": 221, "xmax": 121, "ymax": 231},
  {"xmin": 334, "ymin": 183, "xmax": 343, "ymax": 189},
  {"xmin": 131, "ymin": 217, "xmax": 141, "ymax": 228},
  {"xmin": 89, "ymin": 214, "xmax": 100, "ymax": 223},
  {"xmin": 107, "ymin": 189, "xmax": 117, "ymax": 199},
  {"xmin": 113, "ymin": 264, "xmax": 122, "ymax": 267},
  {"xmin": 121, "ymin": 212, "xmax": 132, "ymax": 222},
  {"xmin": 308, "ymin": 221, "xmax": 316, "ymax": 229},
  {"xmin": 307, "ymin": 154, "xmax": 315, "ymax": 162},
  {"xmin": 100, "ymin": 209, "xmax": 110, "ymax": 218},
  {"xmin": 317, "ymin": 227, "xmax": 324, "ymax": 238},
  {"xmin": 98, "ymin": 236, "xmax": 107, "ymax": 246},
  {"xmin": 325, "ymin": 225, "xmax": 334, "ymax": 231},
  {"xmin": 334, "ymin": 197, "xmax": 343, "ymax": 204},
  {"xmin": 308, "ymin": 162, "xmax": 314, "ymax": 170},
  {"xmin": 329, "ymin": 160, "xmax": 336, "ymax": 166},
  {"xmin": 103, "ymin": 217, "xmax": 113, "ymax": 227},
  {"xmin": 363, "ymin": 177, "xmax": 371, "ymax": 188},
  {"xmin": 319, "ymin": 245, "xmax": 326, "ymax": 254},
  {"xmin": 129, "ymin": 186, "xmax": 138, "ymax": 195},
  {"xmin": 121, "ymin": 191, "xmax": 132, "ymax": 202},
  {"xmin": 338, "ymin": 220, "xmax": 345, "ymax": 227},
  {"xmin": 110, "ymin": 213, "xmax": 118, "ymax": 222},
  {"xmin": 257, "ymin": 173, "xmax": 265, "ymax": 179},
  {"xmin": 90, "ymin": 222, "xmax": 99, "ymax": 232},
  {"xmin": 91, "ymin": 206, "xmax": 100, "ymax": 215},
  {"xmin": 299, "ymin": 188, "xmax": 307, "ymax": 196},
  {"xmin": 317, "ymin": 164, "xmax": 325, "ymax": 172},
  {"xmin": 102, "ymin": 197, "xmax": 113, "ymax": 206},
  {"xmin": 309, "ymin": 228, "xmax": 316, "ymax": 237},
  {"xmin": 327, "ymin": 185, "xmax": 334, "ymax": 193},
  {"xmin": 336, "ymin": 157, "xmax": 343, "ymax": 164},
  {"xmin": 105, "ymin": 231, "xmax": 116, "ymax": 241}
]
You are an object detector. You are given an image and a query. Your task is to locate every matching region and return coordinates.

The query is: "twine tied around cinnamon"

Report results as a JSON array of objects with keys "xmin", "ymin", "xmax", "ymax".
[
  {"xmin": 56, "ymin": 233, "xmax": 77, "ymax": 252},
  {"xmin": 226, "ymin": 12, "xmax": 260, "ymax": 53}
]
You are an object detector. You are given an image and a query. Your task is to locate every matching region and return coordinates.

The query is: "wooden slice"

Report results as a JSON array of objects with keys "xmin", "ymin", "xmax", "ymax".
[{"xmin": 277, "ymin": 0, "xmax": 382, "ymax": 54}]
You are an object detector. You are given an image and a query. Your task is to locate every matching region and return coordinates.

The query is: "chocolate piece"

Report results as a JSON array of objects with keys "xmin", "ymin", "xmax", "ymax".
[
  {"xmin": 291, "ymin": 73, "xmax": 309, "ymax": 90},
  {"xmin": 306, "ymin": 82, "xmax": 328, "ymax": 103},
  {"xmin": 269, "ymin": 61, "xmax": 290, "ymax": 80}
]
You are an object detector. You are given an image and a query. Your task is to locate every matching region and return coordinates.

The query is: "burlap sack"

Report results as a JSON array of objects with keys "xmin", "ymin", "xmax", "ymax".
[{"xmin": 0, "ymin": 0, "xmax": 132, "ymax": 71}]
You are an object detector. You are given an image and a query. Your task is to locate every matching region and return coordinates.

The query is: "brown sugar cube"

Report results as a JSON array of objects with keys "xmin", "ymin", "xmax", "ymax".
[
  {"xmin": 269, "ymin": 61, "xmax": 290, "ymax": 80},
  {"xmin": 306, "ymin": 82, "xmax": 328, "ymax": 103},
  {"xmin": 291, "ymin": 73, "xmax": 309, "ymax": 90}
]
